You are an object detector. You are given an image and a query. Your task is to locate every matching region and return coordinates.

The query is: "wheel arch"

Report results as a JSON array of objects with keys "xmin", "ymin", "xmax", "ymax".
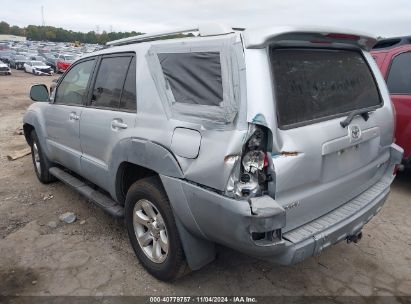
[
  {"xmin": 112, "ymin": 140, "xmax": 216, "ymax": 271},
  {"xmin": 112, "ymin": 139, "xmax": 184, "ymax": 204},
  {"xmin": 23, "ymin": 123, "xmax": 35, "ymax": 146}
]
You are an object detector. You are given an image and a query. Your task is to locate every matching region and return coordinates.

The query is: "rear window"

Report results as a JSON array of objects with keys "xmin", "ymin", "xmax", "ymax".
[{"xmin": 270, "ymin": 48, "xmax": 382, "ymax": 128}]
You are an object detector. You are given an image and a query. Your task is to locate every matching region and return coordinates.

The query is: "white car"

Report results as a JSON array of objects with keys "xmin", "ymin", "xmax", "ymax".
[
  {"xmin": 0, "ymin": 60, "xmax": 11, "ymax": 75},
  {"xmin": 24, "ymin": 61, "xmax": 54, "ymax": 76}
]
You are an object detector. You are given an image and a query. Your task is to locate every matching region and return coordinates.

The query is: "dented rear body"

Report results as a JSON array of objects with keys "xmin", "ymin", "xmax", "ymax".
[
  {"xmin": 24, "ymin": 25, "xmax": 403, "ymax": 270},
  {"xmin": 158, "ymin": 27, "xmax": 402, "ymax": 268}
]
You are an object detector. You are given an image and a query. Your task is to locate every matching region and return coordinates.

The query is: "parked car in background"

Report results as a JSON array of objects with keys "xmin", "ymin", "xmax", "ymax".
[
  {"xmin": 56, "ymin": 53, "xmax": 75, "ymax": 73},
  {"xmin": 10, "ymin": 55, "xmax": 29, "ymax": 69},
  {"xmin": 0, "ymin": 60, "xmax": 11, "ymax": 75},
  {"xmin": 49, "ymin": 76, "xmax": 61, "ymax": 93},
  {"xmin": 23, "ymin": 24, "xmax": 402, "ymax": 281},
  {"xmin": 24, "ymin": 61, "xmax": 54, "ymax": 76},
  {"xmin": 29, "ymin": 55, "xmax": 46, "ymax": 63},
  {"xmin": 372, "ymin": 36, "xmax": 411, "ymax": 166},
  {"xmin": 0, "ymin": 50, "xmax": 14, "ymax": 64},
  {"xmin": 43, "ymin": 53, "xmax": 58, "ymax": 72}
]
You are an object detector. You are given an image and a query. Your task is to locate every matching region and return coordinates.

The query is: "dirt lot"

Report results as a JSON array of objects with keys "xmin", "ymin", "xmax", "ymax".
[{"xmin": 0, "ymin": 70, "xmax": 410, "ymax": 299}]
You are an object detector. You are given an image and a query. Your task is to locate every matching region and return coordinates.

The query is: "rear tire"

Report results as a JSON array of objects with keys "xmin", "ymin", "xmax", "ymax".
[
  {"xmin": 30, "ymin": 130, "xmax": 56, "ymax": 184},
  {"xmin": 125, "ymin": 176, "xmax": 188, "ymax": 281}
]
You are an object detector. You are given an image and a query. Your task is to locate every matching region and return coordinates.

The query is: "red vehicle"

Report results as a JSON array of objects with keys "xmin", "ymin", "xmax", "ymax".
[
  {"xmin": 372, "ymin": 36, "xmax": 411, "ymax": 166},
  {"xmin": 56, "ymin": 54, "xmax": 75, "ymax": 73}
]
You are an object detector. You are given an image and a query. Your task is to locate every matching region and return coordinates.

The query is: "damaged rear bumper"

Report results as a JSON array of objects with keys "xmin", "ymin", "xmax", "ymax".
[{"xmin": 161, "ymin": 144, "xmax": 403, "ymax": 266}]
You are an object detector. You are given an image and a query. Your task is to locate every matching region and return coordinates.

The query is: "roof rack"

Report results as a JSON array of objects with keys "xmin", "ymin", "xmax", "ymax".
[
  {"xmin": 107, "ymin": 23, "xmax": 239, "ymax": 46},
  {"xmin": 373, "ymin": 35, "xmax": 411, "ymax": 49}
]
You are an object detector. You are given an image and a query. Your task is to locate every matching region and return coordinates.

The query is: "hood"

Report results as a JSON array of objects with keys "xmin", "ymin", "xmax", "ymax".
[
  {"xmin": 0, "ymin": 63, "xmax": 8, "ymax": 68},
  {"xmin": 34, "ymin": 65, "xmax": 51, "ymax": 69}
]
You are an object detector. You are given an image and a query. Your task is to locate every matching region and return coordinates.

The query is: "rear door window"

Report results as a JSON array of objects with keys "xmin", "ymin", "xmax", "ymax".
[
  {"xmin": 90, "ymin": 56, "xmax": 131, "ymax": 109},
  {"xmin": 270, "ymin": 48, "xmax": 382, "ymax": 128},
  {"xmin": 387, "ymin": 52, "xmax": 411, "ymax": 94},
  {"xmin": 119, "ymin": 57, "xmax": 137, "ymax": 111}
]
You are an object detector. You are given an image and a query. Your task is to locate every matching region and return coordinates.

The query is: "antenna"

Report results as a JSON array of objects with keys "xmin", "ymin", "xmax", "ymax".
[{"xmin": 41, "ymin": 5, "xmax": 45, "ymax": 26}]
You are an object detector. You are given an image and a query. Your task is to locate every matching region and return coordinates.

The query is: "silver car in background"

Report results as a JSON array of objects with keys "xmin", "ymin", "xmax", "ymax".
[{"xmin": 23, "ymin": 24, "xmax": 402, "ymax": 281}]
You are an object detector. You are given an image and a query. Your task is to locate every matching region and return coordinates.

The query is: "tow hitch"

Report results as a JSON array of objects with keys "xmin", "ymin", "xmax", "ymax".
[{"xmin": 347, "ymin": 231, "xmax": 363, "ymax": 244}]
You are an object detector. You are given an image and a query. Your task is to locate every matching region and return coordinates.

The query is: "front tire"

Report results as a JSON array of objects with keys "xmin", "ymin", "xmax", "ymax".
[
  {"xmin": 125, "ymin": 176, "xmax": 187, "ymax": 281},
  {"xmin": 30, "ymin": 130, "xmax": 56, "ymax": 184}
]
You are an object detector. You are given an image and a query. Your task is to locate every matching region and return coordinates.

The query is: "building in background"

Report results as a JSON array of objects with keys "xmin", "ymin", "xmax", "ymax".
[{"xmin": 0, "ymin": 34, "xmax": 26, "ymax": 42}]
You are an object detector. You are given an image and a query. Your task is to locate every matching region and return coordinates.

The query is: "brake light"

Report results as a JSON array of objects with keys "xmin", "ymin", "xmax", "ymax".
[{"xmin": 325, "ymin": 33, "xmax": 360, "ymax": 40}]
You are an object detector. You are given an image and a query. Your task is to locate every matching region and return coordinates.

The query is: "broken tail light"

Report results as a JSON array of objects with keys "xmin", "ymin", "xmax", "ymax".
[{"xmin": 226, "ymin": 125, "xmax": 270, "ymax": 198}]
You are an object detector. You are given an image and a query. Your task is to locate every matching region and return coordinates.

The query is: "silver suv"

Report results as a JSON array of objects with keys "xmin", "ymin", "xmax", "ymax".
[{"xmin": 24, "ymin": 24, "xmax": 403, "ymax": 281}]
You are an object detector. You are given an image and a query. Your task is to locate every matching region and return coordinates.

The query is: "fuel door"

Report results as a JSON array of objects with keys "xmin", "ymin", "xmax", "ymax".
[{"xmin": 171, "ymin": 128, "xmax": 202, "ymax": 159}]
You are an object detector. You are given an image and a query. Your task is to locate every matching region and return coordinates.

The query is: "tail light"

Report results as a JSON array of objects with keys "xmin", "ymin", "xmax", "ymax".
[{"xmin": 226, "ymin": 125, "xmax": 270, "ymax": 198}]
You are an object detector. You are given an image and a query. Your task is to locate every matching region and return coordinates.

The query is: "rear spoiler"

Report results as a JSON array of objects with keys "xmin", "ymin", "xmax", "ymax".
[{"xmin": 242, "ymin": 26, "xmax": 377, "ymax": 51}]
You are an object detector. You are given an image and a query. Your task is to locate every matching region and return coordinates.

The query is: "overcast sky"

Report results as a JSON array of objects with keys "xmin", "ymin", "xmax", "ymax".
[{"xmin": 1, "ymin": 0, "xmax": 410, "ymax": 37}]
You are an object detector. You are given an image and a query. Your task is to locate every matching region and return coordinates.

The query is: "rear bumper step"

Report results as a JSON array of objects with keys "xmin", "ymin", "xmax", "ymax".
[
  {"xmin": 282, "ymin": 179, "xmax": 390, "ymax": 244},
  {"xmin": 49, "ymin": 167, "xmax": 124, "ymax": 218}
]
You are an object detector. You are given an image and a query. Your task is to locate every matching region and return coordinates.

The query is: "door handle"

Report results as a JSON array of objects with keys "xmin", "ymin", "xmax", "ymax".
[
  {"xmin": 111, "ymin": 119, "xmax": 127, "ymax": 129},
  {"xmin": 69, "ymin": 112, "xmax": 80, "ymax": 121}
]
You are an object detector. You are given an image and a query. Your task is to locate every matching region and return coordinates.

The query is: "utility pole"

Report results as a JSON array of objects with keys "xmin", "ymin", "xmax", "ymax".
[{"xmin": 41, "ymin": 6, "xmax": 45, "ymax": 26}]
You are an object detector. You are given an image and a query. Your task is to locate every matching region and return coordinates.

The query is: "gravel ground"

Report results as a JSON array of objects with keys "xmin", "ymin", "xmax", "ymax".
[{"xmin": 0, "ymin": 70, "xmax": 410, "ymax": 300}]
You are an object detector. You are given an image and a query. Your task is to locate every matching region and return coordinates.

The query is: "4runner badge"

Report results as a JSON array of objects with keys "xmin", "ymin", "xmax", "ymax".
[{"xmin": 348, "ymin": 125, "xmax": 362, "ymax": 142}]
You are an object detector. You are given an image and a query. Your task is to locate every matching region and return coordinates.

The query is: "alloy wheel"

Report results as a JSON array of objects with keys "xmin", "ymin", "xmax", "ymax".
[
  {"xmin": 133, "ymin": 199, "xmax": 169, "ymax": 263},
  {"xmin": 32, "ymin": 142, "xmax": 41, "ymax": 174}
]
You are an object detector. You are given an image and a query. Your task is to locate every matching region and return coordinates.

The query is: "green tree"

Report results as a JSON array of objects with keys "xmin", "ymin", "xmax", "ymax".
[
  {"xmin": 0, "ymin": 20, "xmax": 146, "ymax": 44},
  {"xmin": 0, "ymin": 21, "xmax": 10, "ymax": 34}
]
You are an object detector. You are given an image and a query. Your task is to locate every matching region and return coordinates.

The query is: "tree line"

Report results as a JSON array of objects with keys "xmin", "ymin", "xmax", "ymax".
[{"xmin": 0, "ymin": 21, "xmax": 143, "ymax": 44}]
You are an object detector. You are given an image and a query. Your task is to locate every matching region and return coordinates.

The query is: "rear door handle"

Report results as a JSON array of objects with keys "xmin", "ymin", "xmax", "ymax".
[
  {"xmin": 111, "ymin": 119, "xmax": 127, "ymax": 129},
  {"xmin": 69, "ymin": 112, "xmax": 80, "ymax": 121}
]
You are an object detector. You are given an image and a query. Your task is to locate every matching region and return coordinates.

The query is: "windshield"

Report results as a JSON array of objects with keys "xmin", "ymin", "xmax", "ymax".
[
  {"xmin": 32, "ymin": 61, "xmax": 45, "ymax": 66},
  {"xmin": 64, "ymin": 55, "xmax": 75, "ymax": 61},
  {"xmin": 15, "ymin": 55, "xmax": 26, "ymax": 60},
  {"xmin": 270, "ymin": 48, "xmax": 382, "ymax": 128}
]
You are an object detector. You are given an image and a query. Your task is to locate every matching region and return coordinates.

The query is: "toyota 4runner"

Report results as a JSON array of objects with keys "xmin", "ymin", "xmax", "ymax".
[{"xmin": 24, "ymin": 23, "xmax": 403, "ymax": 281}]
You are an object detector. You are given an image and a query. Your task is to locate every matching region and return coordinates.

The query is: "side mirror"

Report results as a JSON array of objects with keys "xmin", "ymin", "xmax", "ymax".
[{"xmin": 30, "ymin": 84, "xmax": 49, "ymax": 102}]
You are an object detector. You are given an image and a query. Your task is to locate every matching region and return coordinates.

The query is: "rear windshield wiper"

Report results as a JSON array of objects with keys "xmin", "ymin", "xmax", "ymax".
[{"xmin": 340, "ymin": 109, "xmax": 372, "ymax": 128}]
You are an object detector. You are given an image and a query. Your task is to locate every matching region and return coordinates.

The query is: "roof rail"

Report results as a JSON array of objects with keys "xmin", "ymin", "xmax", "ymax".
[{"xmin": 107, "ymin": 22, "xmax": 236, "ymax": 46}]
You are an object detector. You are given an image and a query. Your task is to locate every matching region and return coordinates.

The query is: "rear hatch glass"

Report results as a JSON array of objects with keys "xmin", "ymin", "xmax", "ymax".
[{"xmin": 270, "ymin": 48, "xmax": 382, "ymax": 129}]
